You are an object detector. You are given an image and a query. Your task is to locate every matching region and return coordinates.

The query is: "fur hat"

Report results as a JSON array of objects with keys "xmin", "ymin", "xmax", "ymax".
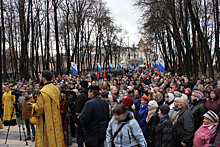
[{"xmin": 148, "ymin": 100, "xmax": 158, "ymax": 109}]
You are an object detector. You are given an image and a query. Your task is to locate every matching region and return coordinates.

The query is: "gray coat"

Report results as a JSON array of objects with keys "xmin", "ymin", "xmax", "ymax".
[{"xmin": 175, "ymin": 107, "xmax": 194, "ymax": 146}]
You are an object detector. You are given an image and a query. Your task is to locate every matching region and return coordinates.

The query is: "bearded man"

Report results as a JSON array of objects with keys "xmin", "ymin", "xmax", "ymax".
[{"xmin": 30, "ymin": 70, "xmax": 65, "ymax": 147}]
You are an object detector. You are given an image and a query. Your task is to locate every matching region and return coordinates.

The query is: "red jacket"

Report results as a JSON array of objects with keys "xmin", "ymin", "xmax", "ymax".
[{"xmin": 60, "ymin": 98, "xmax": 68, "ymax": 131}]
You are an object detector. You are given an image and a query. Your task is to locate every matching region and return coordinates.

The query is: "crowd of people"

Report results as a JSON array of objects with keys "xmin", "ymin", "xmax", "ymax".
[{"xmin": 1, "ymin": 68, "xmax": 220, "ymax": 147}]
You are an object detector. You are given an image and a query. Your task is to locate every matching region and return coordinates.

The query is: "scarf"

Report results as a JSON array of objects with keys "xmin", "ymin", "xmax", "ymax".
[{"xmin": 146, "ymin": 109, "xmax": 157, "ymax": 123}]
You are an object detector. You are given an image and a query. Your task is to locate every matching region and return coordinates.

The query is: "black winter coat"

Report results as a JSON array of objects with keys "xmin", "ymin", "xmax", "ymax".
[
  {"xmin": 155, "ymin": 115, "xmax": 174, "ymax": 147},
  {"xmin": 146, "ymin": 112, "xmax": 159, "ymax": 147},
  {"xmin": 80, "ymin": 97, "xmax": 109, "ymax": 139},
  {"xmin": 175, "ymin": 107, "xmax": 194, "ymax": 146},
  {"xmin": 75, "ymin": 89, "xmax": 88, "ymax": 124},
  {"xmin": 190, "ymin": 101, "xmax": 207, "ymax": 131}
]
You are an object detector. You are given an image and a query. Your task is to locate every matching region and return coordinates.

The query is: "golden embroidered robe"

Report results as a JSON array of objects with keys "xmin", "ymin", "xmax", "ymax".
[
  {"xmin": 2, "ymin": 91, "xmax": 17, "ymax": 121},
  {"xmin": 32, "ymin": 83, "xmax": 65, "ymax": 147},
  {"xmin": 0, "ymin": 119, "xmax": 3, "ymax": 129}
]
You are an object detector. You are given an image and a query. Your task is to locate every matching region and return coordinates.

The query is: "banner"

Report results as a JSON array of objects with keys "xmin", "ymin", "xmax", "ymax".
[
  {"xmin": 97, "ymin": 63, "xmax": 101, "ymax": 71},
  {"xmin": 71, "ymin": 62, "xmax": 78, "ymax": 75}
]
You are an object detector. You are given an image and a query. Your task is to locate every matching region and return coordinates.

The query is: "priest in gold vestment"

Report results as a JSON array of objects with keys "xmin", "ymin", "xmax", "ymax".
[
  {"xmin": 2, "ymin": 85, "xmax": 17, "ymax": 126},
  {"xmin": 31, "ymin": 70, "xmax": 65, "ymax": 147}
]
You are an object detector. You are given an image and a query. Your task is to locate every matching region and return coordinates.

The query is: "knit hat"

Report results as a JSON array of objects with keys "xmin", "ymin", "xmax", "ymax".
[
  {"xmin": 127, "ymin": 86, "xmax": 133, "ymax": 91},
  {"xmin": 80, "ymin": 81, "xmax": 88, "ymax": 89},
  {"xmin": 159, "ymin": 104, "xmax": 170, "ymax": 114},
  {"xmin": 185, "ymin": 88, "xmax": 191, "ymax": 94},
  {"xmin": 122, "ymin": 97, "xmax": 134, "ymax": 107},
  {"xmin": 148, "ymin": 100, "xmax": 158, "ymax": 109},
  {"xmin": 194, "ymin": 91, "xmax": 205, "ymax": 100},
  {"xmin": 141, "ymin": 96, "xmax": 149, "ymax": 101},
  {"xmin": 197, "ymin": 80, "xmax": 201, "ymax": 83},
  {"xmin": 203, "ymin": 110, "xmax": 218, "ymax": 123}
]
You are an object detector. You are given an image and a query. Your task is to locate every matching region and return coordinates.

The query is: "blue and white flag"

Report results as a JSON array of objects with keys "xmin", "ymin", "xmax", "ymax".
[
  {"xmin": 119, "ymin": 63, "xmax": 122, "ymax": 69},
  {"xmin": 71, "ymin": 62, "xmax": 78, "ymax": 75},
  {"xmin": 110, "ymin": 63, "xmax": 113, "ymax": 70},
  {"xmin": 158, "ymin": 58, "xmax": 165, "ymax": 72},
  {"xmin": 97, "ymin": 63, "xmax": 101, "ymax": 71},
  {"xmin": 152, "ymin": 62, "xmax": 156, "ymax": 69},
  {"xmin": 156, "ymin": 60, "xmax": 160, "ymax": 69}
]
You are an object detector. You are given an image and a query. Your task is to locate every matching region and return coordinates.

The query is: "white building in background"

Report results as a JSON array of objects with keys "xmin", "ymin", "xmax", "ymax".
[{"xmin": 120, "ymin": 38, "xmax": 155, "ymax": 68}]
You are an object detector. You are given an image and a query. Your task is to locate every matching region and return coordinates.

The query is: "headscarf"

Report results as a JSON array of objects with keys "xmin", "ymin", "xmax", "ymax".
[{"xmin": 194, "ymin": 90, "xmax": 205, "ymax": 100}]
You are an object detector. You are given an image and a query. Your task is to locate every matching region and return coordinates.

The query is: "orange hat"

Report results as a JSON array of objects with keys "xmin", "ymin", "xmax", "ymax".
[{"xmin": 141, "ymin": 96, "xmax": 149, "ymax": 101}]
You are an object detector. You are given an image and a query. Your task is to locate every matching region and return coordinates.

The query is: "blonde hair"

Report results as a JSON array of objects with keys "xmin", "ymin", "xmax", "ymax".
[{"xmin": 198, "ymin": 84, "xmax": 204, "ymax": 91}]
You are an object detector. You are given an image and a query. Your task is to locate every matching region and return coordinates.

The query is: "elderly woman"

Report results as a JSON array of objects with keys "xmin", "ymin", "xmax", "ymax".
[
  {"xmin": 146, "ymin": 100, "xmax": 159, "ymax": 147},
  {"xmin": 190, "ymin": 90, "xmax": 207, "ymax": 131},
  {"xmin": 193, "ymin": 110, "xmax": 218, "ymax": 147},
  {"xmin": 106, "ymin": 104, "xmax": 147, "ymax": 147}
]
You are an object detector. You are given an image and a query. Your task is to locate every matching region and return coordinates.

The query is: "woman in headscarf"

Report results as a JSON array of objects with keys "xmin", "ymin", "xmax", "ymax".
[
  {"xmin": 117, "ymin": 89, "xmax": 128, "ymax": 104},
  {"xmin": 204, "ymin": 84, "xmax": 213, "ymax": 99},
  {"xmin": 190, "ymin": 90, "xmax": 207, "ymax": 131},
  {"xmin": 146, "ymin": 100, "xmax": 159, "ymax": 147},
  {"xmin": 205, "ymin": 89, "xmax": 220, "ymax": 113},
  {"xmin": 153, "ymin": 92, "xmax": 164, "ymax": 106},
  {"xmin": 164, "ymin": 93, "xmax": 175, "ymax": 116}
]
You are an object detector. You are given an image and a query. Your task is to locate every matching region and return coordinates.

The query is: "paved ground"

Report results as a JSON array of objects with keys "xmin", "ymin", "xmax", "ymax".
[{"xmin": 0, "ymin": 121, "xmax": 78, "ymax": 147}]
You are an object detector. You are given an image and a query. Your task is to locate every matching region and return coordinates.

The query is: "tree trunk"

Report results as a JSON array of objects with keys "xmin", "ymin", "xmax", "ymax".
[
  {"xmin": 53, "ymin": 0, "xmax": 61, "ymax": 76},
  {"xmin": 46, "ymin": 0, "xmax": 50, "ymax": 70},
  {"xmin": 1, "ymin": 0, "xmax": 7, "ymax": 81}
]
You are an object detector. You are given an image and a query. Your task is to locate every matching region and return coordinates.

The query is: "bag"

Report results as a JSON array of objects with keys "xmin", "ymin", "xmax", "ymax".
[
  {"xmin": 30, "ymin": 116, "xmax": 39, "ymax": 125},
  {"xmin": 111, "ymin": 123, "xmax": 127, "ymax": 147},
  {"xmin": 84, "ymin": 133, "xmax": 99, "ymax": 147}
]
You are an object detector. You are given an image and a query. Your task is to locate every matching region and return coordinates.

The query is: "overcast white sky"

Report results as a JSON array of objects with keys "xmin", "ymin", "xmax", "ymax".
[{"xmin": 103, "ymin": 0, "xmax": 141, "ymax": 46}]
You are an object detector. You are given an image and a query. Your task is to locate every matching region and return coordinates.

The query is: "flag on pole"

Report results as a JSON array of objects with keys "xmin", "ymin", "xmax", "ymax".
[
  {"xmin": 119, "ymin": 63, "xmax": 122, "ymax": 69},
  {"xmin": 97, "ymin": 63, "xmax": 101, "ymax": 71},
  {"xmin": 158, "ymin": 58, "xmax": 165, "ymax": 72},
  {"xmin": 71, "ymin": 62, "xmax": 78, "ymax": 75},
  {"xmin": 152, "ymin": 61, "xmax": 155, "ymax": 69},
  {"xmin": 156, "ymin": 60, "xmax": 160, "ymax": 69},
  {"xmin": 110, "ymin": 63, "xmax": 113, "ymax": 70}
]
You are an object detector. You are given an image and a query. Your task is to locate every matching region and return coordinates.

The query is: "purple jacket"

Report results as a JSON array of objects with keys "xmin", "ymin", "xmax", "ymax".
[
  {"xmin": 193, "ymin": 124, "xmax": 217, "ymax": 147},
  {"xmin": 205, "ymin": 89, "xmax": 220, "ymax": 112},
  {"xmin": 208, "ymin": 128, "xmax": 220, "ymax": 147}
]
